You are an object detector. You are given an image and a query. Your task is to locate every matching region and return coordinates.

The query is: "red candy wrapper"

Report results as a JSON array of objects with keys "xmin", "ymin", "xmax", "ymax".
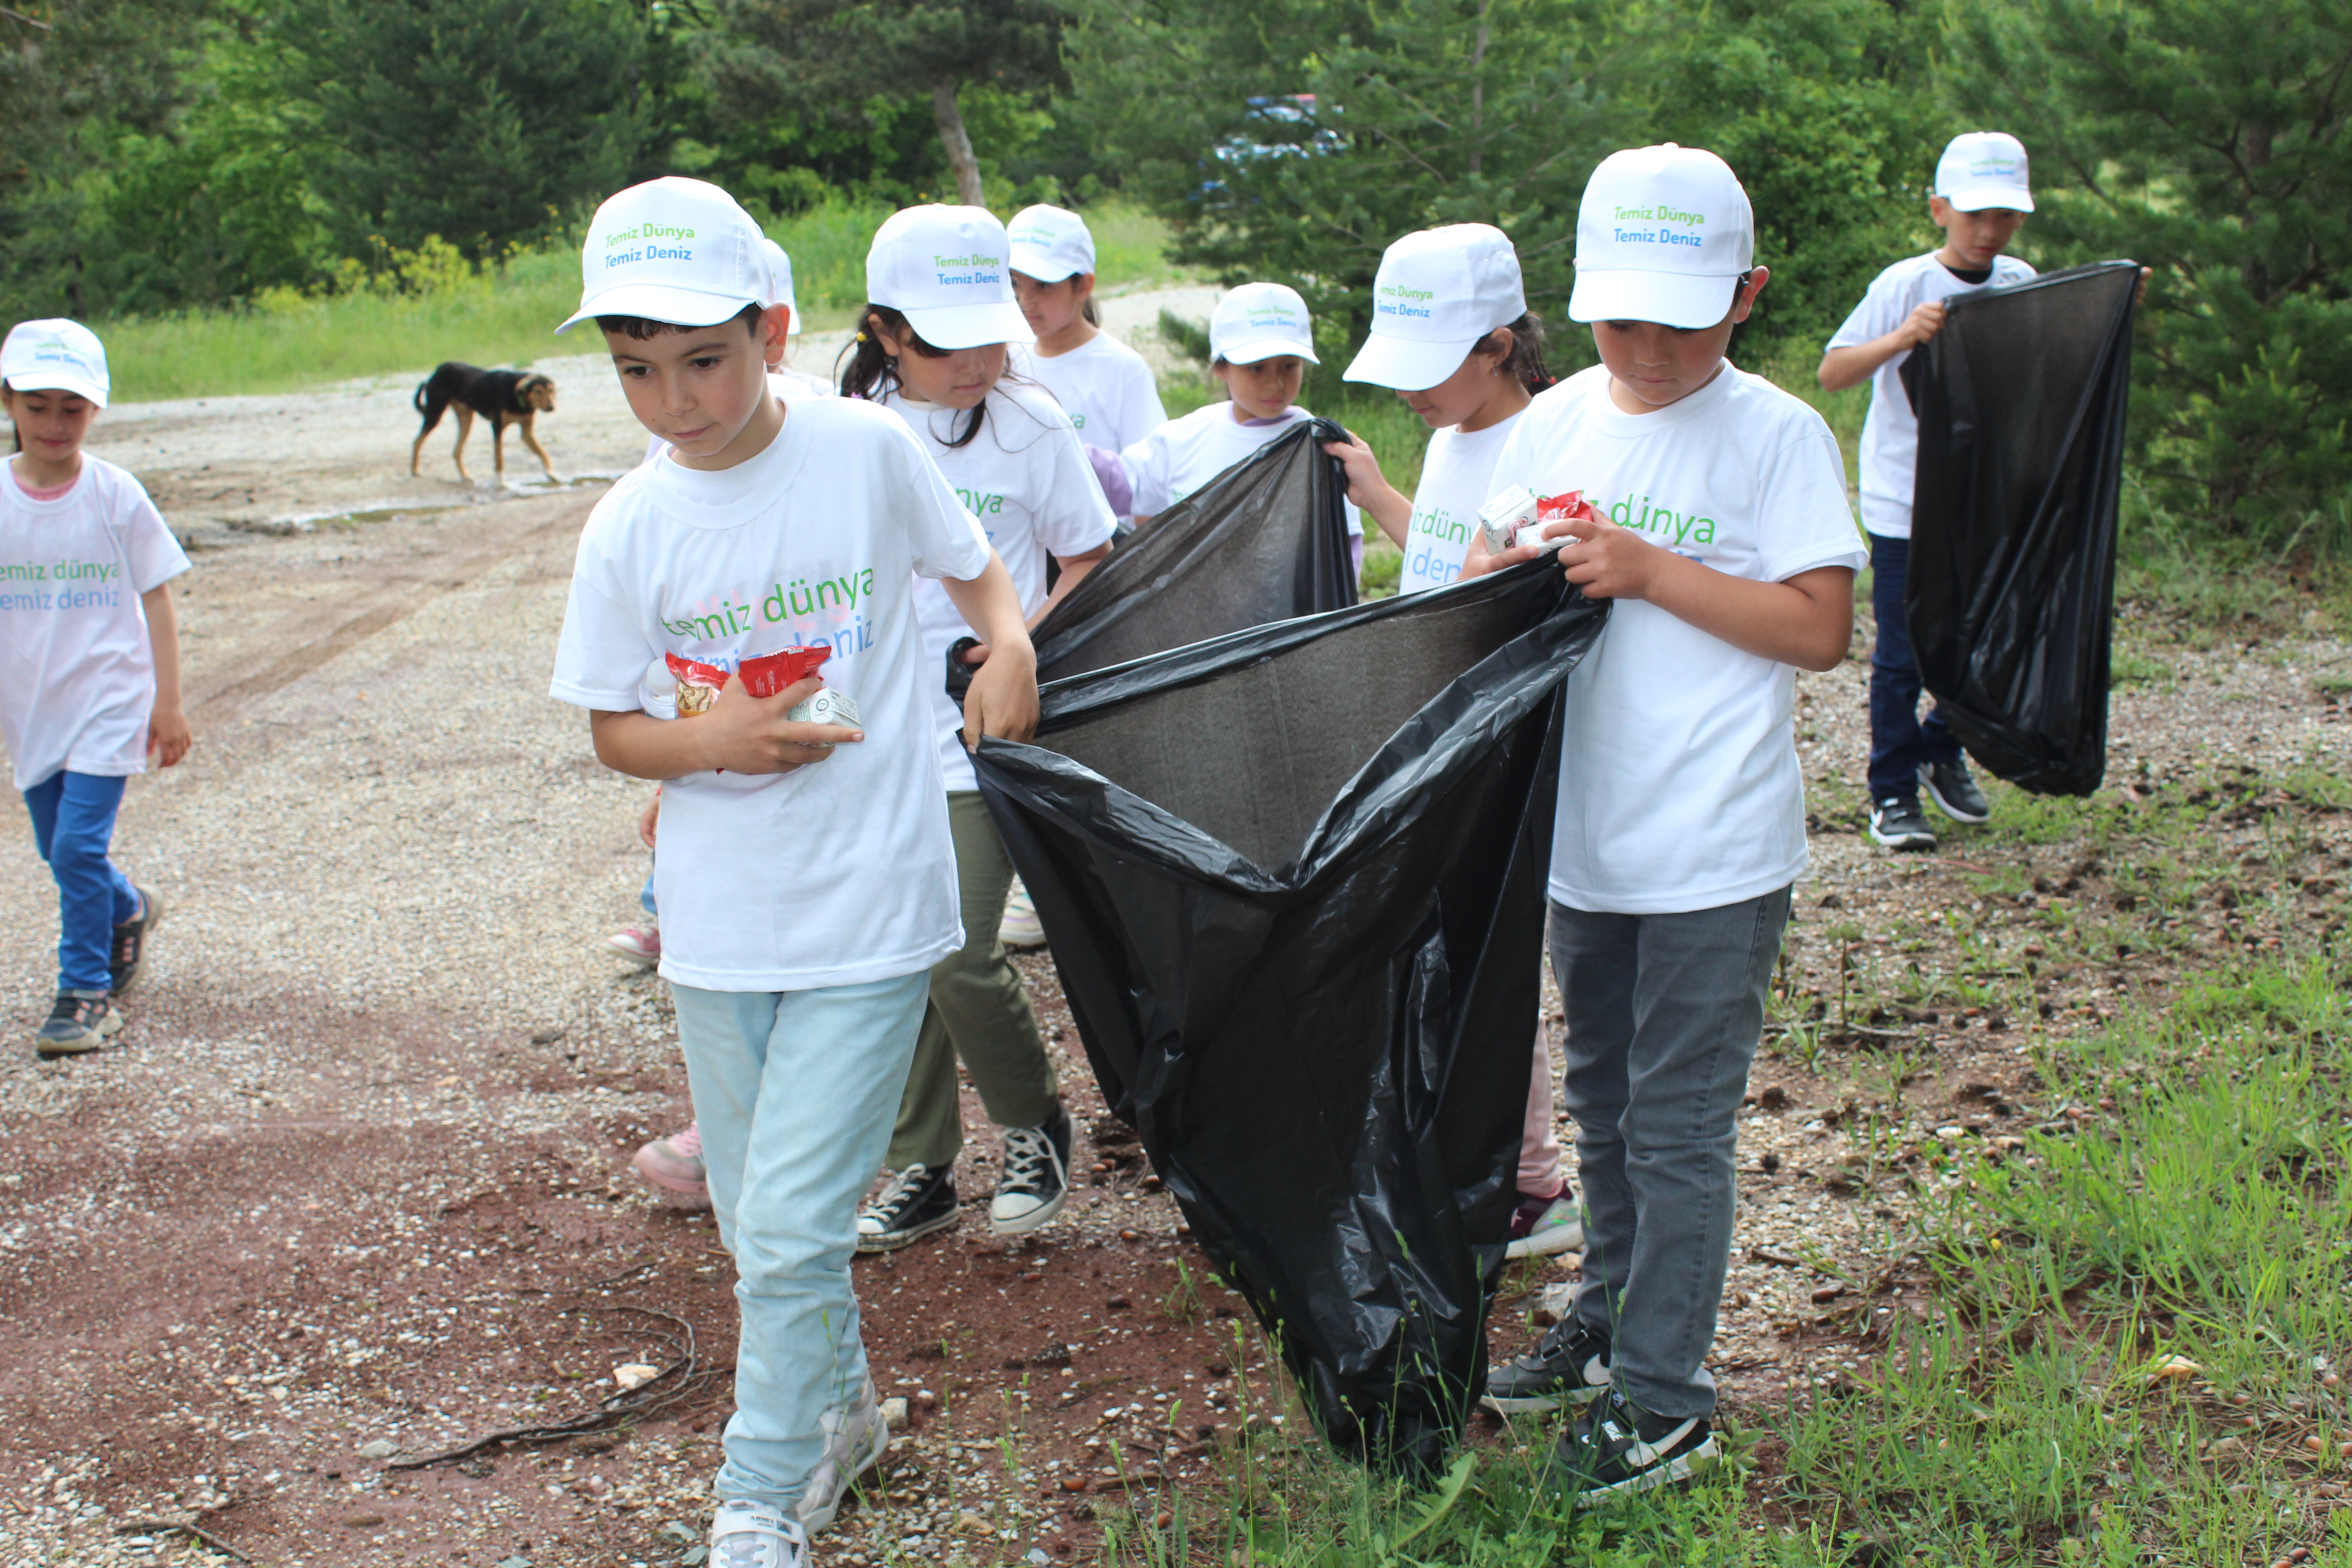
[
  {"xmin": 666, "ymin": 647, "xmax": 830, "ymax": 716},
  {"xmin": 1534, "ymin": 490, "xmax": 1601, "ymax": 530}
]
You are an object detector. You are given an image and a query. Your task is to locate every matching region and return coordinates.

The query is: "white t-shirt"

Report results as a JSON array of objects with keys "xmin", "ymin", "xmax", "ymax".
[
  {"xmin": 1828, "ymin": 250, "xmax": 2037, "ymax": 538},
  {"xmin": 0, "ymin": 456, "xmax": 190, "ymax": 791},
  {"xmin": 1396, "ymin": 413, "xmax": 1522, "ymax": 596},
  {"xmin": 550, "ymin": 397, "xmax": 993, "ymax": 992},
  {"xmin": 1009, "ymin": 333, "xmax": 1166, "ymax": 451},
  {"xmin": 1494, "ymin": 364, "xmax": 1867, "ymax": 915},
  {"xmin": 639, "ymin": 371, "xmax": 833, "ymax": 467},
  {"xmin": 880, "ymin": 382, "xmax": 1116, "ymax": 791},
  {"xmin": 1119, "ymin": 403, "xmax": 1362, "ymax": 534}
]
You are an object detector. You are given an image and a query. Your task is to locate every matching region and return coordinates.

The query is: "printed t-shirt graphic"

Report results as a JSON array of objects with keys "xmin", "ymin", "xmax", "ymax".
[
  {"xmin": 0, "ymin": 456, "xmax": 191, "ymax": 790},
  {"xmin": 1396, "ymin": 412, "xmax": 1521, "ymax": 596},
  {"xmin": 880, "ymin": 382, "xmax": 1116, "ymax": 789},
  {"xmin": 1008, "ymin": 335, "xmax": 1167, "ymax": 452},
  {"xmin": 1494, "ymin": 364, "xmax": 1866, "ymax": 915},
  {"xmin": 550, "ymin": 397, "xmax": 991, "ymax": 991},
  {"xmin": 1828, "ymin": 251, "xmax": 2037, "ymax": 539},
  {"xmin": 1118, "ymin": 403, "xmax": 1363, "ymax": 534}
]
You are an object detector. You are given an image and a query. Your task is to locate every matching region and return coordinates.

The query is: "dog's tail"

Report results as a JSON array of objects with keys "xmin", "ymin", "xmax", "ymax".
[{"xmin": 413, "ymin": 378, "xmax": 431, "ymax": 414}]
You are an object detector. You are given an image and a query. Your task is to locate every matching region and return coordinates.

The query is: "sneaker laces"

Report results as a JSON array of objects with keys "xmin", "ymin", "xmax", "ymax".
[
  {"xmin": 998, "ymin": 1124, "xmax": 1062, "ymax": 1192},
  {"xmin": 671, "ymin": 1121, "xmax": 702, "ymax": 1159},
  {"xmin": 869, "ymin": 1164, "xmax": 939, "ymax": 1222}
]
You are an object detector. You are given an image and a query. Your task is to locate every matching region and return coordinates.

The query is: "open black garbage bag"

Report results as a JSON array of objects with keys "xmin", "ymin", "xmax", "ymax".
[
  {"xmin": 1903, "ymin": 260, "xmax": 2139, "ymax": 795},
  {"xmin": 975, "ymin": 562, "xmax": 1607, "ymax": 1476},
  {"xmin": 1032, "ymin": 418, "xmax": 1357, "ymax": 683}
]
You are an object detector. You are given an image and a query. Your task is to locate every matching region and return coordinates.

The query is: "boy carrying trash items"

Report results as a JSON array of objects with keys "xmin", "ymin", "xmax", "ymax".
[
  {"xmin": 546, "ymin": 176, "xmax": 1039, "ymax": 1568},
  {"xmin": 1470, "ymin": 144, "xmax": 1866, "ymax": 1505},
  {"xmin": 1819, "ymin": 131, "xmax": 2036, "ymax": 852}
]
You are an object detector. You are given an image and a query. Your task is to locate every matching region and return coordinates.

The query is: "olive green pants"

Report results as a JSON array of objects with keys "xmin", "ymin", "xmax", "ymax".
[{"xmin": 885, "ymin": 791, "xmax": 1058, "ymax": 1170}]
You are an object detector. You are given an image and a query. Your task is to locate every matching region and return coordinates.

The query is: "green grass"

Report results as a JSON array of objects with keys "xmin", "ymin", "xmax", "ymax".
[{"xmin": 92, "ymin": 200, "xmax": 1181, "ymax": 403}]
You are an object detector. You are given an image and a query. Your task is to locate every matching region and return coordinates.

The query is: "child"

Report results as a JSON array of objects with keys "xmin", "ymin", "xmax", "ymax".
[
  {"xmin": 1115, "ymin": 283, "xmax": 1360, "ymax": 547},
  {"xmin": 760, "ymin": 238, "xmax": 836, "ymax": 402},
  {"xmin": 546, "ymin": 176, "xmax": 1039, "ymax": 1565},
  {"xmin": 1316, "ymin": 222, "xmax": 1583, "ymax": 1261},
  {"xmin": 1, "ymin": 318, "xmax": 190, "ymax": 1058},
  {"xmin": 842, "ymin": 203, "xmax": 1116, "ymax": 1252},
  {"xmin": 1005, "ymin": 204, "xmax": 1166, "ymax": 454},
  {"xmin": 1474, "ymin": 145, "xmax": 1864, "ymax": 1505},
  {"xmin": 1819, "ymin": 131, "xmax": 2034, "ymax": 851}
]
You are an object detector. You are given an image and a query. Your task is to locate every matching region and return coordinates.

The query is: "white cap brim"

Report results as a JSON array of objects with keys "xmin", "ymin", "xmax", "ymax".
[
  {"xmin": 1009, "ymin": 247, "xmax": 1082, "ymax": 284},
  {"xmin": 557, "ymin": 282, "xmax": 761, "ymax": 335},
  {"xmin": 1218, "ymin": 335, "xmax": 1319, "ymax": 367},
  {"xmin": 1568, "ymin": 268, "xmax": 1739, "ymax": 330},
  {"xmin": 1942, "ymin": 186, "xmax": 2034, "ymax": 214},
  {"xmin": 900, "ymin": 299, "xmax": 1037, "ymax": 351},
  {"xmin": 1343, "ymin": 331, "xmax": 1478, "ymax": 391},
  {"xmin": 1, "ymin": 371, "xmax": 107, "ymax": 408}
]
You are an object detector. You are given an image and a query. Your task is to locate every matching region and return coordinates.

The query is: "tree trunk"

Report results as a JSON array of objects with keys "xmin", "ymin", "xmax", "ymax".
[{"xmin": 932, "ymin": 80, "xmax": 986, "ymax": 207}]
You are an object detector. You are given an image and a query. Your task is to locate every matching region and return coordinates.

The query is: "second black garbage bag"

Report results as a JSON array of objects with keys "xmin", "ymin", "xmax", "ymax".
[
  {"xmin": 975, "ymin": 562, "xmax": 1608, "ymax": 1476},
  {"xmin": 1904, "ymin": 260, "xmax": 2140, "ymax": 796},
  {"xmin": 1033, "ymin": 418, "xmax": 1357, "ymax": 683}
]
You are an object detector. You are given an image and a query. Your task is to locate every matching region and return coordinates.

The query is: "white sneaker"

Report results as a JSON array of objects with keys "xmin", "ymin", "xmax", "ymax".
[
  {"xmin": 997, "ymin": 879, "xmax": 1045, "ymax": 948},
  {"xmin": 1505, "ymin": 1189, "xmax": 1588, "ymax": 1260},
  {"xmin": 710, "ymin": 1500, "xmax": 808, "ymax": 1568},
  {"xmin": 796, "ymin": 1371, "xmax": 889, "ymax": 1534}
]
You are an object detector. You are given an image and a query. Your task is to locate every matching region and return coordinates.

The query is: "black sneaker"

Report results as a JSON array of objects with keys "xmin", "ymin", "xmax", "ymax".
[
  {"xmin": 1867, "ymin": 796, "xmax": 1937, "ymax": 851},
  {"xmin": 110, "ymin": 884, "xmax": 163, "ymax": 996},
  {"xmin": 1482, "ymin": 1317, "xmax": 1613, "ymax": 1415},
  {"xmin": 37, "ymin": 990, "xmax": 122, "ymax": 1058},
  {"xmin": 855, "ymin": 1165, "xmax": 959, "ymax": 1253},
  {"xmin": 1919, "ymin": 759, "xmax": 1990, "ymax": 824},
  {"xmin": 1548, "ymin": 1389, "xmax": 1719, "ymax": 1509},
  {"xmin": 989, "ymin": 1102, "xmax": 1072, "ymax": 1236}
]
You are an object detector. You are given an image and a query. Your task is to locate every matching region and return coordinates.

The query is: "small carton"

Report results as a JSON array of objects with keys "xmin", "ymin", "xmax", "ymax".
[
  {"xmin": 789, "ymin": 686, "xmax": 861, "ymax": 727},
  {"xmin": 1477, "ymin": 485, "xmax": 1541, "ymax": 554}
]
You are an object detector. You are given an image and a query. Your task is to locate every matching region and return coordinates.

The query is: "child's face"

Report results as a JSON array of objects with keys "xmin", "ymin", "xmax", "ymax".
[
  {"xmin": 1591, "ymin": 270, "xmax": 1769, "ymax": 413},
  {"xmin": 1396, "ymin": 333, "xmax": 1509, "ymax": 429},
  {"xmin": 1216, "ymin": 355, "xmax": 1304, "ymax": 421},
  {"xmin": 604, "ymin": 307, "xmax": 788, "ymax": 463},
  {"xmin": 2, "ymin": 386, "xmax": 98, "ymax": 462},
  {"xmin": 876, "ymin": 316, "xmax": 1005, "ymax": 410},
  {"xmin": 1930, "ymin": 197, "xmax": 2028, "ymax": 269},
  {"xmin": 1012, "ymin": 271, "xmax": 1093, "ymax": 339}
]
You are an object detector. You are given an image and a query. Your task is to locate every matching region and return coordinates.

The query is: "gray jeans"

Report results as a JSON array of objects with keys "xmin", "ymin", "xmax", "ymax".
[{"xmin": 1548, "ymin": 887, "xmax": 1790, "ymax": 1418}]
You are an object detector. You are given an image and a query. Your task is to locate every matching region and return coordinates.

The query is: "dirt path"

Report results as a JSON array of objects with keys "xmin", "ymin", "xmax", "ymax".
[{"xmin": 6, "ymin": 307, "xmax": 2349, "ymax": 1566}]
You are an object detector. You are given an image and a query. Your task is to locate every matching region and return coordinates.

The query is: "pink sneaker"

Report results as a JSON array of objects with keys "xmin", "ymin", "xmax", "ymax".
[
  {"xmin": 630, "ymin": 1121, "xmax": 710, "ymax": 1210},
  {"xmin": 605, "ymin": 923, "xmax": 661, "ymax": 966}
]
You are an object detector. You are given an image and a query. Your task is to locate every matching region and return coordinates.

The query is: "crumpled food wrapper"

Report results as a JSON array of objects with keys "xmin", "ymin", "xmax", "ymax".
[{"xmin": 1477, "ymin": 487, "xmax": 1600, "ymax": 554}]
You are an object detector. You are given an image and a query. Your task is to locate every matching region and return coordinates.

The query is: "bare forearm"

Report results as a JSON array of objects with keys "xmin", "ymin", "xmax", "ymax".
[
  {"xmin": 1033, "ymin": 547, "xmax": 1108, "ymax": 625},
  {"xmin": 1641, "ymin": 560, "xmax": 1855, "ymax": 671},
  {"xmin": 590, "ymin": 710, "xmax": 722, "ymax": 781},
  {"xmin": 943, "ymin": 554, "xmax": 1035, "ymax": 657},
  {"xmin": 1818, "ymin": 335, "xmax": 1908, "ymax": 392},
  {"xmin": 141, "ymin": 585, "xmax": 183, "ymax": 711}
]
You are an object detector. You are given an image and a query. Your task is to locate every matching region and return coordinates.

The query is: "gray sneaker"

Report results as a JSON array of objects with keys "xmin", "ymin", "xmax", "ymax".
[
  {"xmin": 1482, "ymin": 1317, "xmax": 1614, "ymax": 1415},
  {"xmin": 795, "ymin": 1372, "xmax": 887, "ymax": 1534},
  {"xmin": 37, "ymin": 990, "xmax": 121, "ymax": 1058},
  {"xmin": 1867, "ymin": 796, "xmax": 1937, "ymax": 851},
  {"xmin": 1920, "ymin": 759, "xmax": 1991, "ymax": 823}
]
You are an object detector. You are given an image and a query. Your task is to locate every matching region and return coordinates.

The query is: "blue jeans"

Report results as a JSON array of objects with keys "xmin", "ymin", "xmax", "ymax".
[
  {"xmin": 1867, "ymin": 531, "xmax": 1963, "ymax": 802},
  {"xmin": 1549, "ymin": 887, "xmax": 1790, "ymax": 1418},
  {"xmin": 22, "ymin": 771, "xmax": 140, "ymax": 993},
  {"xmin": 670, "ymin": 972, "xmax": 930, "ymax": 1511}
]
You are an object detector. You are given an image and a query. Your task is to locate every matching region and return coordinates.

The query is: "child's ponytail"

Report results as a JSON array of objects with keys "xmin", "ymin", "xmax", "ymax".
[
  {"xmin": 837, "ymin": 305, "xmax": 992, "ymax": 450},
  {"xmin": 1483, "ymin": 312, "xmax": 1554, "ymax": 395}
]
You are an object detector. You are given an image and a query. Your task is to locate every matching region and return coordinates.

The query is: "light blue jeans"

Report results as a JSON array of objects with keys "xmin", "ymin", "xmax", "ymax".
[{"xmin": 670, "ymin": 972, "xmax": 929, "ymax": 1512}]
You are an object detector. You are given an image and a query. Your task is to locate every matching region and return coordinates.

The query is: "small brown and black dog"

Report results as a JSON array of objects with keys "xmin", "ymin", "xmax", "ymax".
[{"xmin": 410, "ymin": 363, "xmax": 557, "ymax": 480}]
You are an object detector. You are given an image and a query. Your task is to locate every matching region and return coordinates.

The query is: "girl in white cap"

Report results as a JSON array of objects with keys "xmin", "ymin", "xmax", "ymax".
[
  {"xmin": 1004, "ymin": 204, "xmax": 1166, "ymax": 456},
  {"xmin": 841, "ymin": 203, "xmax": 1117, "ymax": 1255},
  {"xmin": 1113, "ymin": 282, "xmax": 1359, "ymax": 547},
  {"xmin": 1, "ymin": 318, "xmax": 190, "ymax": 1058},
  {"xmin": 1315, "ymin": 223, "xmax": 1584, "ymax": 1267}
]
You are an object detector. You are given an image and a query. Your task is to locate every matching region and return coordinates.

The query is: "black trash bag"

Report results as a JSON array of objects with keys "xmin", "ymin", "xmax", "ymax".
[
  {"xmin": 973, "ymin": 562, "xmax": 1608, "ymax": 1476},
  {"xmin": 1902, "ymin": 260, "xmax": 2139, "ymax": 795},
  {"xmin": 1032, "ymin": 418, "xmax": 1357, "ymax": 684}
]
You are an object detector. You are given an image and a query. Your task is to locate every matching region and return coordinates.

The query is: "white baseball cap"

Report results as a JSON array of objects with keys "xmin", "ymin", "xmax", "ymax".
[
  {"xmin": 761, "ymin": 239, "xmax": 802, "ymax": 336},
  {"xmin": 1, "ymin": 318, "xmax": 109, "ymax": 408},
  {"xmin": 559, "ymin": 177, "xmax": 769, "ymax": 334},
  {"xmin": 1007, "ymin": 204, "xmax": 1096, "ymax": 284},
  {"xmin": 1343, "ymin": 224, "xmax": 1527, "ymax": 391},
  {"xmin": 1209, "ymin": 283, "xmax": 1319, "ymax": 365},
  {"xmin": 865, "ymin": 205, "xmax": 1034, "ymax": 350},
  {"xmin": 1568, "ymin": 144, "xmax": 1755, "ymax": 330},
  {"xmin": 1935, "ymin": 131, "xmax": 2034, "ymax": 213}
]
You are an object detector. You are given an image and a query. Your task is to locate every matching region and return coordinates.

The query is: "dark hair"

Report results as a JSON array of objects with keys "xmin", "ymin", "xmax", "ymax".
[
  {"xmin": 838, "ymin": 304, "xmax": 991, "ymax": 449},
  {"xmin": 1475, "ymin": 311, "xmax": 1554, "ymax": 394},
  {"xmin": 594, "ymin": 301, "xmax": 766, "ymax": 340}
]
